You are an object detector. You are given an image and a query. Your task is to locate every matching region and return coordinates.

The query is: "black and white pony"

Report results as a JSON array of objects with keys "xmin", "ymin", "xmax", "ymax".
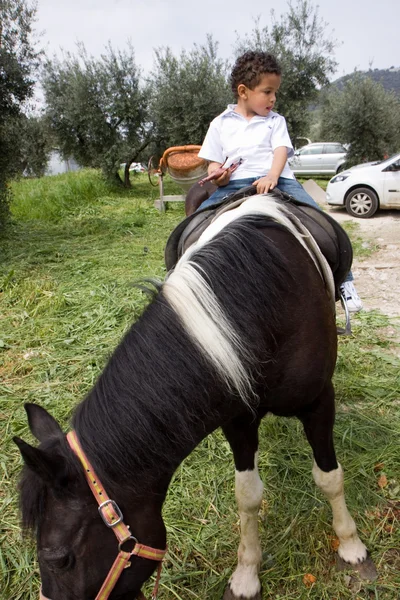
[{"xmin": 15, "ymin": 194, "xmax": 375, "ymax": 600}]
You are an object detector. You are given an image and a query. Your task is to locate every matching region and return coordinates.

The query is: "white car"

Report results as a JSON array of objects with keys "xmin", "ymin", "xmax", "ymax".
[
  {"xmin": 129, "ymin": 162, "xmax": 146, "ymax": 172},
  {"xmin": 289, "ymin": 142, "xmax": 347, "ymax": 175},
  {"xmin": 119, "ymin": 162, "xmax": 146, "ymax": 172},
  {"xmin": 326, "ymin": 153, "xmax": 400, "ymax": 218}
]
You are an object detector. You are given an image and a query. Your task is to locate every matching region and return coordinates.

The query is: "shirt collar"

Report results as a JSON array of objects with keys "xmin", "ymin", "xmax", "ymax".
[{"xmin": 221, "ymin": 104, "xmax": 276, "ymax": 121}]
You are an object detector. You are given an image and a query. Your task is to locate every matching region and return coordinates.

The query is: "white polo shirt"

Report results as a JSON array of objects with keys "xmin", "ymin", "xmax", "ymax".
[{"xmin": 198, "ymin": 105, "xmax": 295, "ymax": 180}]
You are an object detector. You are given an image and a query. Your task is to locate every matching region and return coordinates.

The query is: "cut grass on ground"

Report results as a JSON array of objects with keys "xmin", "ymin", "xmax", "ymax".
[{"xmin": 1, "ymin": 171, "xmax": 399, "ymax": 600}]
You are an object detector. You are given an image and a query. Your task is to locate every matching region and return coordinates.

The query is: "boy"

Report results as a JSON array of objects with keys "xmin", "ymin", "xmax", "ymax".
[{"xmin": 197, "ymin": 51, "xmax": 362, "ymax": 312}]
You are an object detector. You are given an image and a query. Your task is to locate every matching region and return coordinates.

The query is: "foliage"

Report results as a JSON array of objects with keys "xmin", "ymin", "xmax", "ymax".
[
  {"xmin": 320, "ymin": 74, "xmax": 400, "ymax": 165},
  {"xmin": 148, "ymin": 35, "xmax": 232, "ymax": 153},
  {"xmin": 0, "ymin": 0, "xmax": 40, "ymax": 117},
  {"xmin": 1, "ymin": 170, "xmax": 399, "ymax": 599},
  {"xmin": 2, "ymin": 114, "xmax": 51, "ymax": 179},
  {"xmin": 41, "ymin": 43, "xmax": 150, "ymax": 186},
  {"xmin": 18, "ymin": 115, "xmax": 52, "ymax": 177},
  {"xmin": 0, "ymin": 0, "xmax": 41, "ymax": 228},
  {"xmin": 234, "ymin": 0, "xmax": 338, "ymax": 144}
]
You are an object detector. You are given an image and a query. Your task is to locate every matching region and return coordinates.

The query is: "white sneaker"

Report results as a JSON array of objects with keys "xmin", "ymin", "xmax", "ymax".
[{"xmin": 340, "ymin": 281, "xmax": 363, "ymax": 313}]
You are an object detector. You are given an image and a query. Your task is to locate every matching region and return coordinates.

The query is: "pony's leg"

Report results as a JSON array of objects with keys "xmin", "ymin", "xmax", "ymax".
[
  {"xmin": 299, "ymin": 382, "xmax": 368, "ymax": 565},
  {"xmin": 222, "ymin": 416, "xmax": 263, "ymax": 600}
]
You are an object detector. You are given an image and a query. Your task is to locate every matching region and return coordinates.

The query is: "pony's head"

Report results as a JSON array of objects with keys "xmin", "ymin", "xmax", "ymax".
[{"xmin": 14, "ymin": 404, "xmax": 166, "ymax": 600}]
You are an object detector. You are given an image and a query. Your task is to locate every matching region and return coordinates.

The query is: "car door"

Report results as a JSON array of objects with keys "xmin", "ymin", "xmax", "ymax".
[
  {"xmin": 322, "ymin": 143, "xmax": 347, "ymax": 174},
  {"xmin": 382, "ymin": 159, "xmax": 400, "ymax": 206},
  {"xmin": 294, "ymin": 144, "xmax": 324, "ymax": 173}
]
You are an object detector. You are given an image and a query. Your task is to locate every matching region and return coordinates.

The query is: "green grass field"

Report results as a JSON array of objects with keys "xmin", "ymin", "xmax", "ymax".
[{"xmin": 1, "ymin": 171, "xmax": 399, "ymax": 599}]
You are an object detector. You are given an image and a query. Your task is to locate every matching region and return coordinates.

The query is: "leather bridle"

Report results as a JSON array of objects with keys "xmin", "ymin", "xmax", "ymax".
[{"xmin": 39, "ymin": 431, "xmax": 167, "ymax": 600}]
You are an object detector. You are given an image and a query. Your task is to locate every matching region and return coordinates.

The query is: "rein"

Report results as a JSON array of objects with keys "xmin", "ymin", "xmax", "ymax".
[{"xmin": 39, "ymin": 431, "xmax": 166, "ymax": 600}]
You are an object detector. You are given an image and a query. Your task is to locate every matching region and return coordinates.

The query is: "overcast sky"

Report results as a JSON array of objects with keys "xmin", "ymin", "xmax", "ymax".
[{"xmin": 35, "ymin": 0, "xmax": 398, "ymax": 80}]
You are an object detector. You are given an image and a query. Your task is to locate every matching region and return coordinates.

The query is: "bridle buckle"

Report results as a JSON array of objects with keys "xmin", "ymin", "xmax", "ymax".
[
  {"xmin": 67, "ymin": 431, "xmax": 166, "ymax": 600},
  {"xmin": 98, "ymin": 499, "xmax": 123, "ymax": 527}
]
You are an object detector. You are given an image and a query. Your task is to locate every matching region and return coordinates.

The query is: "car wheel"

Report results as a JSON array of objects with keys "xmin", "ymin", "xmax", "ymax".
[{"xmin": 345, "ymin": 187, "xmax": 379, "ymax": 218}]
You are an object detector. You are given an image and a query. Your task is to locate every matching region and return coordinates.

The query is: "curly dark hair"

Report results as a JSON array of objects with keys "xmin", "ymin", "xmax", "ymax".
[{"xmin": 230, "ymin": 51, "xmax": 281, "ymax": 98}]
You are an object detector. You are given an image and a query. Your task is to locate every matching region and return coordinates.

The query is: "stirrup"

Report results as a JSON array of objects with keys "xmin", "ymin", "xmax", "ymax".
[{"xmin": 337, "ymin": 291, "xmax": 352, "ymax": 336}]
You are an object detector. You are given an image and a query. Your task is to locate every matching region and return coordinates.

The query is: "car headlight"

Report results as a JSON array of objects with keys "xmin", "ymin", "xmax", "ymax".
[{"xmin": 330, "ymin": 174, "xmax": 350, "ymax": 184}]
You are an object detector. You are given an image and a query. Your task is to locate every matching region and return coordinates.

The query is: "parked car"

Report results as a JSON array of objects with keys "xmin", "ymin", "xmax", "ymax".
[
  {"xmin": 289, "ymin": 142, "xmax": 347, "ymax": 176},
  {"xmin": 326, "ymin": 153, "xmax": 400, "ymax": 218},
  {"xmin": 119, "ymin": 162, "xmax": 146, "ymax": 172},
  {"xmin": 129, "ymin": 162, "xmax": 146, "ymax": 173}
]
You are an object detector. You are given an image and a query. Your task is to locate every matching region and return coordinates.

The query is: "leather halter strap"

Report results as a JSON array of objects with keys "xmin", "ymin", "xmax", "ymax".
[{"xmin": 64, "ymin": 431, "xmax": 166, "ymax": 600}]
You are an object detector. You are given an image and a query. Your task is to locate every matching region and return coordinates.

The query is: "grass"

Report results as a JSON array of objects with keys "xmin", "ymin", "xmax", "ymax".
[{"xmin": 1, "ymin": 171, "xmax": 399, "ymax": 599}]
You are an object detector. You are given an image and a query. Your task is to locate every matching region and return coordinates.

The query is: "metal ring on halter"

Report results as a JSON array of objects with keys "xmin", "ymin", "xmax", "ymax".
[{"xmin": 118, "ymin": 535, "xmax": 138, "ymax": 553}]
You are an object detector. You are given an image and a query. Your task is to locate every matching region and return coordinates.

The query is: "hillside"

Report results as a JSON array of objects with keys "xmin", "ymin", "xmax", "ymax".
[{"xmin": 332, "ymin": 67, "xmax": 400, "ymax": 97}]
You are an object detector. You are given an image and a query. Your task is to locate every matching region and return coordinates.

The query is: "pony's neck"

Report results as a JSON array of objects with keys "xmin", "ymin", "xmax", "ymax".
[{"xmin": 73, "ymin": 293, "xmax": 236, "ymax": 500}]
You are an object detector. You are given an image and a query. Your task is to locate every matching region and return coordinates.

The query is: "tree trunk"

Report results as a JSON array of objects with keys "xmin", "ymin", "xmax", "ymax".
[
  {"xmin": 124, "ymin": 163, "xmax": 132, "ymax": 188},
  {"xmin": 113, "ymin": 171, "xmax": 124, "ymax": 186},
  {"xmin": 122, "ymin": 138, "xmax": 153, "ymax": 188}
]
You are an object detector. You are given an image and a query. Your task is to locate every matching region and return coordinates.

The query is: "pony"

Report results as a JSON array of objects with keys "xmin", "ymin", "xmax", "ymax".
[{"xmin": 14, "ymin": 194, "xmax": 376, "ymax": 600}]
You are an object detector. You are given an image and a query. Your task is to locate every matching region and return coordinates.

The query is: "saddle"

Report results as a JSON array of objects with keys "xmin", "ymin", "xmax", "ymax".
[{"xmin": 165, "ymin": 186, "xmax": 353, "ymax": 301}]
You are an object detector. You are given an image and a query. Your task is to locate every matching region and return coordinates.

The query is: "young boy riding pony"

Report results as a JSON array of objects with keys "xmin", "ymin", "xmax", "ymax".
[{"xmin": 197, "ymin": 51, "xmax": 362, "ymax": 312}]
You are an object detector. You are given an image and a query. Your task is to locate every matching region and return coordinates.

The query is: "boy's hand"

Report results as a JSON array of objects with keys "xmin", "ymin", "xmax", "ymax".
[
  {"xmin": 199, "ymin": 163, "xmax": 231, "ymax": 187},
  {"xmin": 199, "ymin": 158, "xmax": 243, "ymax": 187},
  {"xmin": 252, "ymin": 174, "xmax": 278, "ymax": 194},
  {"xmin": 211, "ymin": 169, "xmax": 231, "ymax": 187}
]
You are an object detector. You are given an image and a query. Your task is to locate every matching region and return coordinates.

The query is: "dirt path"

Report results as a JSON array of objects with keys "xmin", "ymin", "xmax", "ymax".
[{"xmin": 327, "ymin": 207, "xmax": 400, "ymax": 319}]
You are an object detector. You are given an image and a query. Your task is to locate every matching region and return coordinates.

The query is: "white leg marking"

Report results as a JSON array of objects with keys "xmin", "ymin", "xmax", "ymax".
[
  {"xmin": 312, "ymin": 461, "xmax": 367, "ymax": 564},
  {"xmin": 229, "ymin": 453, "xmax": 263, "ymax": 598}
]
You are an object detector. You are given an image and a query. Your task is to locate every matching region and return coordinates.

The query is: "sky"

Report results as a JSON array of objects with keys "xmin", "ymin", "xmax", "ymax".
[{"xmin": 34, "ymin": 0, "xmax": 399, "ymax": 80}]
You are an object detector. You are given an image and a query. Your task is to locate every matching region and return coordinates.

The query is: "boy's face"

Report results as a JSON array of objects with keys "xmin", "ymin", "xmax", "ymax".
[{"xmin": 237, "ymin": 73, "xmax": 281, "ymax": 118}]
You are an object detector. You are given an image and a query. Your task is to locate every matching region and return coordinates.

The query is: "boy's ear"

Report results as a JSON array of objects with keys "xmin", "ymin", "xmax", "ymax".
[{"xmin": 237, "ymin": 84, "xmax": 248, "ymax": 99}]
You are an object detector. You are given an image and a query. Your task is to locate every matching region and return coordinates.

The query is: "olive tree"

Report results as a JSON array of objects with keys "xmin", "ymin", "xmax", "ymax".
[
  {"xmin": 320, "ymin": 74, "xmax": 400, "ymax": 165},
  {"xmin": 42, "ymin": 44, "xmax": 151, "ymax": 187},
  {"xmin": 148, "ymin": 36, "xmax": 232, "ymax": 153},
  {"xmin": 19, "ymin": 115, "xmax": 52, "ymax": 176},
  {"xmin": 0, "ymin": 0, "xmax": 41, "ymax": 226},
  {"xmin": 234, "ymin": 0, "xmax": 338, "ymax": 144}
]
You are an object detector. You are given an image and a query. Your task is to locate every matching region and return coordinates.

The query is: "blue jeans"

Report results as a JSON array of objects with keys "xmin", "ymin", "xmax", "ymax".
[
  {"xmin": 197, "ymin": 176, "xmax": 353, "ymax": 282},
  {"xmin": 198, "ymin": 177, "xmax": 320, "ymax": 210}
]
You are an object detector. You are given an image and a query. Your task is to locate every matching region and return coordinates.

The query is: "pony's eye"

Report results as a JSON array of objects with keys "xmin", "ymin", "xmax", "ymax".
[
  {"xmin": 41, "ymin": 551, "xmax": 75, "ymax": 572},
  {"xmin": 48, "ymin": 553, "xmax": 75, "ymax": 572}
]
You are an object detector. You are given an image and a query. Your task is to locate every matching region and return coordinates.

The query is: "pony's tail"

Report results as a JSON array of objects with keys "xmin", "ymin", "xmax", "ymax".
[{"xmin": 163, "ymin": 260, "xmax": 254, "ymax": 407}]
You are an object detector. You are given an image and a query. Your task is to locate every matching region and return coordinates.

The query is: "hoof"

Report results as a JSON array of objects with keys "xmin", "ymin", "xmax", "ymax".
[
  {"xmin": 223, "ymin": 584, "xmax": 262, "ymax": 600},
  {"xmin": 336, "ymin": 553, "xmax": 378, "ymax": 581}
]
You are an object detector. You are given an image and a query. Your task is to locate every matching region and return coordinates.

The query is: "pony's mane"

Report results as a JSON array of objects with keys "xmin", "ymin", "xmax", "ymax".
[{"xmin": 71, "ymin": 216, "xmax": 294, "ymax": 498}]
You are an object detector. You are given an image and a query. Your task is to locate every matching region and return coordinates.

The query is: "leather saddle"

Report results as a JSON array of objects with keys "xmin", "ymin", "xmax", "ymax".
[{"xmin": 165, "ymin": 186, "xmax": 353, "ymax": 300}]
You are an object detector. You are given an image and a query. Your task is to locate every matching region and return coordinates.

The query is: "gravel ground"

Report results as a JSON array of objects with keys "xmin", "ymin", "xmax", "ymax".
[{"xmin": 327, "ymin": 207, "xmax": 400, "ymax": 319}]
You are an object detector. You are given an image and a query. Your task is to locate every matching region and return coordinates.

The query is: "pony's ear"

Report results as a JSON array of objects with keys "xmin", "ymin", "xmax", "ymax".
[
  {"xmin": 25, "ymin": 403, "xmax": 63, "ymax": 442},
  {"xmin": 13, "ymin": 436, "xmax": 67, "ymax": 483}
]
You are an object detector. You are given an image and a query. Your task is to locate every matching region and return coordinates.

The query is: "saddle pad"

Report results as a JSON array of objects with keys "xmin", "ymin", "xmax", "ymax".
[{"xmin": 164, "ymin": 187, "xmax": 353, "ymax": 298}]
